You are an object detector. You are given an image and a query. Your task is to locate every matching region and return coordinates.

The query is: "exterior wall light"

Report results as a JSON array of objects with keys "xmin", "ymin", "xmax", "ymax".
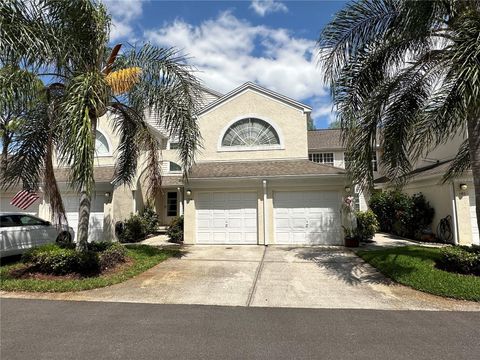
[
  {"xmin": 344, "ymin": 186, "xmax": 352, "ymax": 193},
  {"xmin": 186, "ymin": 189, "xmax": 192, "ymax": 197},
  {"xmin": 105, "ymin": 192, "xmax": 111, "ymax": 198},
  {"xmin": 460, "ymin": 184, "xmax": 468, "ymax": 191}
]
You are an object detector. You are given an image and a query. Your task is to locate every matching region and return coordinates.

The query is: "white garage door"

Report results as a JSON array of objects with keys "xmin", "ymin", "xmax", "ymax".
[
  {"xmin": 196, "ymin": 192, "xmax": 257, "ymax": 244},
  {"xmin": 274, "ymin": 191, "xmax": 342, "ymax": 245},
  {"xmin": 469, "ymin": 188, "xmax": 479, "ymax": 245},
  {"xmin": 63, "ymin": 194, "xmax": 105, "ymax": 242},
  {"xmin": 0, "ymin": 195, "xmax": 40, "ymax": 216}
]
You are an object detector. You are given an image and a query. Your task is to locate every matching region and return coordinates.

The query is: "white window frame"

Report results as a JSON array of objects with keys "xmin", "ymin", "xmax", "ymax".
[
  {"xmin": 217, "ymin": 115, "xmax": 284, "ymax": 152},
  {"xmin": 95, "ymin": 129, "xmax": 112, "ymax": 157},
  {"xmin": 309, "ymin": 152, "xmax": 334, "ymax": 165}
]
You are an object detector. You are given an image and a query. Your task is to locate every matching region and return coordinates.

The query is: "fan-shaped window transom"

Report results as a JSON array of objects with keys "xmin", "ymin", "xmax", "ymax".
[{"xmin": 221, "ymin": 118, "xmax": 280, "ymax": 147}]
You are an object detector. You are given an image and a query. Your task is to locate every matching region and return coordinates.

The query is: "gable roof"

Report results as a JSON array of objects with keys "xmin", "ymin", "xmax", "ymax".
[
  {"xmin": 189, "ymin": 159, "xmax": 345, "ymax": 179},
  {"xmin": 198, "ymin": 82, "xmax": 312, "ymax": 116},
  {"xmin": 308, "ymin": 129, "xmax": 343, "ymax": 151}
]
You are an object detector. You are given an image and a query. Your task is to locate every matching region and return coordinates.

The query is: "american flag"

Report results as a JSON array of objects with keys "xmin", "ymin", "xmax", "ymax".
[{"xmin": 10, "ymin": 190, "xmax": 40, "ymax": 210}]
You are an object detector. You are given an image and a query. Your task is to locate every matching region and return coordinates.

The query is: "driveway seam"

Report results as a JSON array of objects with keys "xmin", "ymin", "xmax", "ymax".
[{"xmin": 246, "ymin": 246, "xmax": 267, "ymax": 307}]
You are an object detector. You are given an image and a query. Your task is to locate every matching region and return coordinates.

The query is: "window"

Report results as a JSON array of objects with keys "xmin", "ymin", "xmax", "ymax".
[
  {"xmin": 95, "ymin": 130, "xmax": 110, "ymax": 155},
  {"xmin": 167, "ymin": 192, "xmax": 178, "ymax": 217},
  {"xmin": 309, "ymin": 152, "xmax": 334, "ymax": 165},
  {"xmin": 222, "ymin": 118, "xmax": 280, "ymax": 147},
  {"xmin": 169, "ymin": 142, "xmax": 179, "ymax": 150},
  {"xmin": 169, "ymin": 162, "xmax": 182, "ymax": 172},
  {"xmin": 0, "ymin": 215, "xmax": 47, "ymax": 227},
  {"xmin": 372, "ymin": 152, "xmax": 378, "ymax": 172}
]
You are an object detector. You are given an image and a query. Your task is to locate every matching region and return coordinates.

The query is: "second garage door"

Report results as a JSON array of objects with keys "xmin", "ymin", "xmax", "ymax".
[
  {"xmin": 63, "ymin": 194, "xmax": 105, "ymax": 242},
  {"xmin": 274, "ymin": 191, "xmax": 342, "ymax": 245},
  {"xmin": 196, "ymin": 192, "xmax": 258, "ymax": 244}
]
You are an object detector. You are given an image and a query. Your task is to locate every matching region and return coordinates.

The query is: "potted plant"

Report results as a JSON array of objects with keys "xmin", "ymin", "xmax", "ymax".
[
  {"xmin": 343, "ymin": 226, "xmax": 360, "ymax": 247},
  {"xmin": 342, "ymin": 195, "xmax": 359, "ymax": 247}
]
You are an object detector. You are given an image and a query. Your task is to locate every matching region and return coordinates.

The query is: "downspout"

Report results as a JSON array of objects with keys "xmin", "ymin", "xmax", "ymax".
[
  {"xmin": 263, "ymin": 179, "xmax": 268, "ymax": 246},
  {"xmin": 450, "ymin": 183, "xmax": 459, "ymax": 245}
]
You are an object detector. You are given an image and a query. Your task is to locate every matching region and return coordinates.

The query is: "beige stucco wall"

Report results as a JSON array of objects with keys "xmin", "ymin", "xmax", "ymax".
[
  {"xmin": 196, "ymin": 89, "xmax": 309, "ymax": 162},
  {"xmin": 453, "ymin": 180, "xmax": 474, "ymax": 245},
  {"xmin": 403, "ymin": 178, "xmax": 454, "ymax": 240},
  {"xmin": 402, "ymin": 176, "xmax": 476, "ymax": 245}
]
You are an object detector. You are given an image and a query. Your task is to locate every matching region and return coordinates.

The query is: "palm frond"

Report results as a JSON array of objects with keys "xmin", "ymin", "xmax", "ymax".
[
  {"xmin": 443, "ymin": 139, "xmax": 471, "ymax": 181},
  {"xmin": 57, "ymin": 71, "xmax": 110, "ymax": 194},
  {"xmin": 121, "ymin": 44, "xmax": 203, "ymax": 175},
  {"xmin": 109, "ymin": 102, "xmax": 142, "ymax": 186}
]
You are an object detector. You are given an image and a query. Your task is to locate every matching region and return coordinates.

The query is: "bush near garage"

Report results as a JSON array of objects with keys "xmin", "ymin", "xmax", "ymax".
[
  {"xmin": 21, "ymin": 242, "xmax": 127, "ymax": 276},
  {"xmin": 369, "ymin": 191, "xmax": 434, "ymax": 240},
  {"xmin": 355, "ymin": 210, "xmax": 379, "ymax": 241},
  {"xmin": 436, "ymin": 245, "xmax": 480, "ymax": 276},
  {"xmin": 167, "ymin": 216, "xmax": 183, "ymax": 243}
]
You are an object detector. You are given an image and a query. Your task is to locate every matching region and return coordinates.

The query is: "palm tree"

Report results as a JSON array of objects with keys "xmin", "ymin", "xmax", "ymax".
[
  {"xmin": 1, "ymin": 0, "xmax": 202, "ymax": 251},
  {"xmin": 318, "ymin": 0, "xmax": 480, "ymax": 231}
]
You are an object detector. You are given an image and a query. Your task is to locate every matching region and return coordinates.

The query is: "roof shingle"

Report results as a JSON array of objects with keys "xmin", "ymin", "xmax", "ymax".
[
  {"xmin": 308, "ymin": 130, "xmax": 343, "ymax": 151},
  {"xmin": 189, "ymin": 159, "xmax": 345, "ymax": 179}
]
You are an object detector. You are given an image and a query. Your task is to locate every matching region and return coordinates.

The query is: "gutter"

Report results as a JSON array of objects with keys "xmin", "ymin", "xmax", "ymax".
[{"xmin": 263, "ymin": 180, "xmax": 268, "ymax": 246}]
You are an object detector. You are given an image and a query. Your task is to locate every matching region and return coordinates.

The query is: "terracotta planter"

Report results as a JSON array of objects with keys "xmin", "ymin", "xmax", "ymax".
[{"xmin": 344, "ymin": 236, "xmax": 360, "ymax": 248}]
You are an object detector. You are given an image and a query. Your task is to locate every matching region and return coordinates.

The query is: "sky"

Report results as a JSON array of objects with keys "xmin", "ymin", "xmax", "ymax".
[{"xmin": 103, "ymin": 0, "xmax": 348, "ymax": 129}]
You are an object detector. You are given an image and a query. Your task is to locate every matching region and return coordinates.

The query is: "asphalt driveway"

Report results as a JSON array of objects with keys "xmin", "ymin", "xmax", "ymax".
[{"xmin": 2, "ymin": 245, "xmax": 479, "ymax": 310}]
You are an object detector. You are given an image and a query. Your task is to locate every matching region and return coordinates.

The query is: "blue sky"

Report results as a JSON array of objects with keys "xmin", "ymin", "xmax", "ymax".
[{"xmin": 103, "ymin": 0, "xmax": 348, "ymax": 128}]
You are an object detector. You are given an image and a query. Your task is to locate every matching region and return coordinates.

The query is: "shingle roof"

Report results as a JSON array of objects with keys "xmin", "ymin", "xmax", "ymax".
[
  {"xmin": 308, "ymin": 130, "xmax": 343, "ymax": 151},
  {"xmin": 55, "ymin": 166, "xmax": 115, "ymax": 183},
  {"xmin": 161, "ymin": 176, "xmax": 183, "ymax": 187},
  {"xmin": 189, "ymin": 159, "xmax": 345, "ymax": 179}
]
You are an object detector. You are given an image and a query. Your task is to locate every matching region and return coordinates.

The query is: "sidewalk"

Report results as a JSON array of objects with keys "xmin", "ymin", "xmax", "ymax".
[{"xmin": 359, "ymin": 233, "xmax": 448, "ymax": 250}]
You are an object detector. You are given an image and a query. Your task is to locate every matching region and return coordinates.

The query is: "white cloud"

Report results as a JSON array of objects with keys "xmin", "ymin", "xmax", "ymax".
[
  {"xmin": 144, "ymin": 11, "xmax": 327, "ymax": 102},
  {"xmin": 103, "ymin": 0, "xmax": 145, "ymax": 42},
  {"xmin": 250, "ymin": 0, "xmax": 288, "ymax": 17}
]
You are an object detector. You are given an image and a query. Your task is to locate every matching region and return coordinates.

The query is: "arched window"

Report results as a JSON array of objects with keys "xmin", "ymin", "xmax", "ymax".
[
  {"xmin": 221, "ymin": 118, "xmax": 280, "ymax": 147},
  {"xmin": 95, "ymin": 130, "xmax": 110, "ymax": 155},
  {"xmin": 169, "ymin": 162, "xmax": 182, "ymax": 172}
]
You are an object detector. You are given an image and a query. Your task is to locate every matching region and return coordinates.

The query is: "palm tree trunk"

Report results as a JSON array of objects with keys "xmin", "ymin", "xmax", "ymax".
[
  {"xmin": 467, "ymin": 115, "xmax": 480, "ymax": 237},
  {"xmin": 76, "ymin": 188, "xmax": 91, "ymax": 252},
  {"xmin": 76, "ymin": 118, "xmax": 97, "ymax": 252}
]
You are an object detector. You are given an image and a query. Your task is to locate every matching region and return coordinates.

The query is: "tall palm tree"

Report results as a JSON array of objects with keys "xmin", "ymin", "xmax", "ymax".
[
  {"xmin": 318, "ymin": 0, "xmax": 480, "ymax": 231},
  {"xmin": 1, "ymin": 0, "xmax": 202, "ymax": 251}
]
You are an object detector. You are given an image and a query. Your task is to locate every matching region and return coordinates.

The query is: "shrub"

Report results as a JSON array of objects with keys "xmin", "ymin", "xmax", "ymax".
[
  {"xmin": 98, "ymin": 243, "xmax": 127, "ymax": 270},
  {"xmin": 355, "ymin": 210, "xmax": 379, "ymax": 240},
  {"xmin": 369, "ymin": 190, "xmax": 434, "ymax": 240},
  {"xmin": 167, "ymin": 216, "xmax": 183, "ymax": 243},
  {"xmin": 436, "ymin": 246, "xmax": 480, "ymax": 276},
  {"xmin": 22, "ymin": 244, "xmax": 100, "ymax": 276},
  {"xmin": 117, "ymin": 206, "xmax": 159, "ymax": 243},
  {"xmin": 142, "ymin": 204, "xmax": 159, "ymax": 235},
  {"xmin": 118, "ymin": 214, "xmax": 148, "ymax": 243}
]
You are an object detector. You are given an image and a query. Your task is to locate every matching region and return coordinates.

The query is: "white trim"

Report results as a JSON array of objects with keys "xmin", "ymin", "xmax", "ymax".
[
  {"xmin": 217, "ymin": 115, "xmax": 285, "ymax": 152},
  {"xmin": 95, "ymin": 128, "xmax": 113, "ymax": 157},
  {"xmin": 450, "ymin": 183, "xmax": 459, "ymax": 245},
  {"xmin": 263, "ymin": 179, "xmax": 268, "ymax": 246},
  {"xmin": 199, "ymin": 82, "xmax": 312, "ymax": 116}
]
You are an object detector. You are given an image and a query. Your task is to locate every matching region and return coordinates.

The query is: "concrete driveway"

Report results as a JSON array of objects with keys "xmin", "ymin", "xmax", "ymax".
[{"xmin": 2, "ymin": 245, "xmax": 479, "ymax": 310}]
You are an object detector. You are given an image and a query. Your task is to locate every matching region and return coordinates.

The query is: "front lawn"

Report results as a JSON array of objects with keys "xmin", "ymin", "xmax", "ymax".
[
  {"xmin": 0, "ymin": 245, "xmax": 179, "ymax": 292},
  {"xmin": 357, "ymin": 246, "xmax": 480, "ymax": 302}
]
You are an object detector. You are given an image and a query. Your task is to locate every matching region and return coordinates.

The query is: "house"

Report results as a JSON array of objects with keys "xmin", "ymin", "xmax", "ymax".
[
  {"xmin": 1, "ymin": 81, "xmax": 477, "ymax": 246},
  {"xmin": 374, "ymin": 132, "xmax": 479, "ymax": 246},
  {"xmin": 0, "ymin": 82, "xmax": 350, "ymax": 245}
]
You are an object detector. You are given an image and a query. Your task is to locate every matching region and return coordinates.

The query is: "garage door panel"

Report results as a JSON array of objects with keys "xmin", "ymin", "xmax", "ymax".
[
  {"xmin": 196, "ymin": 192, "xmax": 258, "ymax": 244},
  {"xmin": 274, "ymin": 191, "xmax": 341, "ymax": 245}
]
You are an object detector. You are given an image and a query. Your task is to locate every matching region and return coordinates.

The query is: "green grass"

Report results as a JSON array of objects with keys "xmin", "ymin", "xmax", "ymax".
[
  {"xmin": 0, "ymin": 245, "xmax": 179, "ymax": 293},
  {"xmin": 357, "ymin": 246, "xmax": 480, "ymax": 301}
]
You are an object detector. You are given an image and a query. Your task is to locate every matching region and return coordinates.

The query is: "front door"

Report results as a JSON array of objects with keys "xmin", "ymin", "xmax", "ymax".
[{"xmin": 164, "ymin": 191, "xmax": 178, "ymax": 224}]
